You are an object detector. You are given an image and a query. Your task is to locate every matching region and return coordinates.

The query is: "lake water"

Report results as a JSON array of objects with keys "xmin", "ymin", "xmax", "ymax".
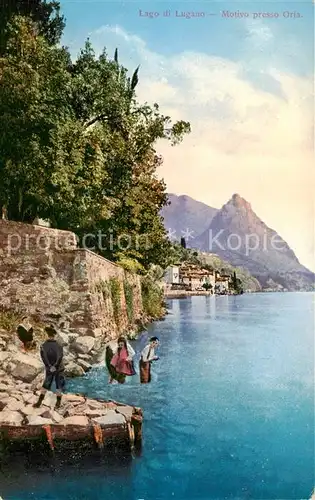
[{"xmin": 1, "ymin": 293, "xmax": 314, "ymax": 499}]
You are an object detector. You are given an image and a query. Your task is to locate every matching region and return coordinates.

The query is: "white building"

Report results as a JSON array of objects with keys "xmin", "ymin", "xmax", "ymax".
[{"xmin": 164, "ymin": 265, "xmax": 180, "ymax": 284}]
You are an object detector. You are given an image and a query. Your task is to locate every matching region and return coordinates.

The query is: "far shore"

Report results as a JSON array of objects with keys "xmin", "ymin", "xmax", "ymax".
[{"xmin": 164, "ymin": 290, "xmax": 229, "ymax": 298}]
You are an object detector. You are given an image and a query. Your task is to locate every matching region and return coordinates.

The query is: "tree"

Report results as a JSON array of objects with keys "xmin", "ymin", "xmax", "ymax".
[
  {"xmin": 0, "ymin": 19, "xmax": 191, "ymax": 271},
  {"xmin": 180, "ymin": 237, "xmax": 186, "ymax": 248},
  {"xmin": 231, "ymin": 271, "xmax": 243, "ymax": 294},
  {"xmin": 202, "ymin": 282, "xmax": 212, "ymax": 291},
  {"xmin": 0, "ymin": 0, "xmax": 65, "ymax": 54}
]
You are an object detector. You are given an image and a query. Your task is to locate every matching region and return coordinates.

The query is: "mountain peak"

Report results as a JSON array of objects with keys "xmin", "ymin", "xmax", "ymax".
[{"xmin": 228, "ymin": 193, "xmax": 251, "ymax": 210}]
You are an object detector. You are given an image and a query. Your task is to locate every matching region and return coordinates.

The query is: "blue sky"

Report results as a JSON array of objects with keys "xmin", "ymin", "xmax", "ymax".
[
  {"xmin": 61, "ymin": 0, "xmax": 313, "ymax": 75},
  {"xmin": 59, "ymin": 0, "xmax": 314, "ymax": 270}
]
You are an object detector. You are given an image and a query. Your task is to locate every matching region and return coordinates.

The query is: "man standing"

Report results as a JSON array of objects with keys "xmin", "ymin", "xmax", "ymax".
[
  {"xmin": 139, "ymin": 336, "xmax": 160, "ymax": 384},
  {"xmin": 34, "ymin": 325, "xmax": 65, "ymax": 409}
]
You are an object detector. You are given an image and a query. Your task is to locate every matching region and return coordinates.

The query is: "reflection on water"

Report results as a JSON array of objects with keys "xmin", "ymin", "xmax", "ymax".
[{"xmin": 1, "ymin": 293, "xmax": 314, "ymax": 500}]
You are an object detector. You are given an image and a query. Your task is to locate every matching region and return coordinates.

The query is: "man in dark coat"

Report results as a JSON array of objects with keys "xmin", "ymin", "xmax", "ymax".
[{"xmin": 34, "ymin": 325, "xmax": 65, "ymax": 409}]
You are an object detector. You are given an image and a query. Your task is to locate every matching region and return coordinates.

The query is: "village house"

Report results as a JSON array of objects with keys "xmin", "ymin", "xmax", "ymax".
[
  {"xmin": 163, "ymin": 263, "xmax": 231, "ymax": 294},
  {"xmin": 215, "ymin": 275, "xmax": 230, "ymax": 294},
  {"xmin": 179, "ymin": 263, "xmax": 216, "ymax": 292},
  {"xmin": 164, "ymin": 265, "xmax": 180, "ymax": 285}
]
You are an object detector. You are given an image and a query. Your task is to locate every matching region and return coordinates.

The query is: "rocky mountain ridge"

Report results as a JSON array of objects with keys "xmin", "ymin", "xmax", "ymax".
[
  {"xmin": 161, "ymin": 193, "xmax": 218, "ymax": 240},
  {"xmin": 162, "ymin": 193, "xmax": 314, "ymax": 291}
]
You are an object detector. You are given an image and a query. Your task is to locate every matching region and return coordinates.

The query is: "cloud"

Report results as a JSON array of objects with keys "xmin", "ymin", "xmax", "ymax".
[{"xmin": 88, "ymin": 25, "xmax": 314, "ymax": 271}]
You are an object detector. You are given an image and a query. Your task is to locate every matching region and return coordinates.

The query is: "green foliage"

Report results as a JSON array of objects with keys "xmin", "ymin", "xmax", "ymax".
[
  {"xmin": 0, "ymin": 306, "xmax": 46, "ymax": 343},
  {"xmin": 202, "ymin": 282, "xmax": 213, "ymax": 291},
  {"xmin": 115, "ymin": 253, "xmax": 145, "ymax": 274},
  {"xmin": 109, "ymin": 278, "xmax": 121, "ymax": 324},
  {"xmin": 0, "ymin": 19, "xmax": 190, "ymax": 271},
  {"xmin": 230, "ymin": 271, "xmax": 243, "ymax": 293},
  {"xmin": 0, "ymin": 306, "xmax": 21, "ymax": 332},
  {"xmin": 95, "ymin": 280, "xmax": 109, "ymax": 300},
  {"xmin": 0, "ymin": 0, "xmax": 65, "ymax": 54},
  {"xmin": 141, "ymin": 276, "xmax": 164, "ymax": 319},
  {"xmin": 123, "ymin": 279, "xmax": 134, "ymax": 323}
]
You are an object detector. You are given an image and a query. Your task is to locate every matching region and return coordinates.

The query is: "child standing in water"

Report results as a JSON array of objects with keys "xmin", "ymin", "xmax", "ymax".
[{"xmin": 139, "ymin": 336, "xmax": 160, "ymax": 383}]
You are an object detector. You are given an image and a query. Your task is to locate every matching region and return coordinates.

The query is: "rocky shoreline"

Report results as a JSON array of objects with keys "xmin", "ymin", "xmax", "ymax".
[{"xmin": 0, "ymin": 328, "xmax": 142, "ymax": 441}]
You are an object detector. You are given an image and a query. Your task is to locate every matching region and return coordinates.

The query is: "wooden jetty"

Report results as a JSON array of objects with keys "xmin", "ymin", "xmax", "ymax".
[{"xmin": 0, "ymin": 392, "xmax": 143, "ymax": 455}]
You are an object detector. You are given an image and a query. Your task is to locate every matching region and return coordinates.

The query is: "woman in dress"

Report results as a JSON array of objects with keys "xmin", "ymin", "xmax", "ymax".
[{"xmin": 106, "ymin": 336, "xmax": 136, "ymax": 384}]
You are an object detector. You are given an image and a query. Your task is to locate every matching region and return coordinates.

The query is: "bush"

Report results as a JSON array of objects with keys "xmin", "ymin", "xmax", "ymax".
[
  {"xmin": 0, "ymin": 306, "xmax": 21, "ymax": 332},
  {"xmin": 95, "ymin": 280, "xmax": 109, "ymax": 300},
  {"xmin": 141, "ymin": 277, "xmax": 164, "ymax": 319},
  {"xmin": 0, "ymin": 306, "xmax": 46, "ymax": 344},
  {"xmin": 123, "ymin": 279, "xmax": 134, "ymax": 323},
  {"xmin": 109, "ymin": 278, "xmax": 121, "ymax": 325}
]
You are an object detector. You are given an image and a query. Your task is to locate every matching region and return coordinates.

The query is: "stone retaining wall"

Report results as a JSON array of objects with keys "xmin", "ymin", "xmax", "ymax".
[{"xmin": 0, "ymin": 220, "xmax": 143, "ymax": 346}]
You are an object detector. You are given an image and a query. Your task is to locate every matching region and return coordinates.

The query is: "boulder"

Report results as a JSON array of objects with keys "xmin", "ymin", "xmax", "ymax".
[
  {"xmin": 0, "ymin": 383, "xmax": 8, "ymax": 392},
  {"xmin": 22, "ymin": 393, "xmax": 35, "ymax": 403},
  {"xmin": 90, "ymin": 328, "xmax": 103, "ymax": 338},
  {"xmin": 23, "ymin": 393, "xmax": 39, "ymax": 406},
  {"xmin": 49, "ymin": 410, "xmax": 63, "ymax": 423},
  {"xmin": 68, "ymin": 333, "xmax": 79, "ymax": 343},
  {"xmin": 42, "ymin": 392, "xmax": 57, "ymax": 408},
  {"xmin": 77, "ymin": 354, "xmax": 91, "ymax": 361},
  {"xmin": 55, "ymin": 331, "xmax": 69, "ymax": 347},
  {"xmin": 64, "ymin": 404, "xmax": 89, "ymax": 417},
  {"xmin": 72, "ymin": 336, "xmax": 95, "ymax": 354},
  {"xmin": 7, "ymin": 391, "xmax": 24, "ymax": 401},
  {"xmin": 6, "ymin": 344, "xmax": 19, "ymax": 354},
  {"xmin": 64, "ymin": 362, "xmax": 85, "ymax": 378},
  {"xmin": 0, "ymin": 410, "xmax": 23, "ymax": 426},
  {"xmin": 0, "ymin": 340, "xmax": 7, "ymax": 350},
  {"xmin": 61, "ymin": 415, "xmax": 89, "ymax": 426},
  {"xmin": 91, "ymin": 348, "xmax": 106, "ymax": 364},
  {"xmin": 85, "ymin": 409, "xmax": 107, "ymax": 418},
  {"xmin": 5, "ymin": 397, "xmax": 24, "ymax": 412},
  {"xmin": 86, "ymin": 399, "xmax": 107, "ymax": 410},
  {"xmin": 0, "ymin": 396, "xmax": 11, "ymax": 411},
  {"xmin": 116, "ymin": 406, "xmax": 134, "ymax": 421},
  {"xmin": 62, "ymin": 394, "xmax": 85, "ymax": 404},
  {"xmin": 63, "ymin": 354, "xmax": 75, "ymax": 365},
  {"xmin": 11, "ymin": 353, "xmax": 43, "ymax": 383},
  {"xmin": 0, "ymin": 352, "xmax": 10, "ymax": 363},
  {"xmin": 31, "ymin": 372, "xmax": 45, "ymax": 391},
  {"xmin": 77, "ymin": 359, "xmax": 92, "ymax": 372},
  {"xmin": 0, "ymin": 378, "xmax": 10, "ymax": 386},
  {"xmin": 92, "ymin": 410, "xmax": 125, "ymax": 426},
  {"xmin": 21, "ymin": 405, "xmax": 47, "ymax": 417},
  {"xmin": 3, "ymin": 362, "xmax": 17, "ymax": 374},
  {"xmin": 27, "ymin": 415, "xmax": 53, "ymax": 425}
]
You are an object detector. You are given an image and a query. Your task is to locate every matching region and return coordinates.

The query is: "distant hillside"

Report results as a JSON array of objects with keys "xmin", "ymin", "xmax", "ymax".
[
  {"xmin": 162, "ymin": 192, "xmax": 314, "ymax": 291},
  {"xmin": 194, "ymin": 194, "xmax": 314, "ymax": 291},
  {"xmin": 161, "ymin": 194, "xmax": 218, "ymax": 240},
  {"xmin": 197, "ymin": 251, "xmax": 262, "ymax": 292}
]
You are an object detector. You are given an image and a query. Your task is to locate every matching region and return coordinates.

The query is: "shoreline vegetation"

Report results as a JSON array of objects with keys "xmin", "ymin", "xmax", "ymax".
[
  {"xmin": 0, "ymin": 0, "xmax": 183, "ymax": 343},
  {"xmin": 0, "ymin": 0, "xmax": 303, "ymax": 464}
]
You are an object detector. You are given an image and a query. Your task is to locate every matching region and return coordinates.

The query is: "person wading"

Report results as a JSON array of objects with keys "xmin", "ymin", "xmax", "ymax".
[
  {"xmin": 106, "ymin": 336, "xmax": 136, "ymax": 384},
  {"xmin": 139, "ymin": 336, "xmax": 160, "ymax": 384},
  {"xmin": 33, "ymin": 325, "xmax": 65, "ymax": 409}
]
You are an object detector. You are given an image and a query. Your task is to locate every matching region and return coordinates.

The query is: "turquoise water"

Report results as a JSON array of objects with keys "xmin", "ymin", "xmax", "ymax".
[{"xmin": 1, "ymin": 293, "xmax": 314, "ymax": 499}]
